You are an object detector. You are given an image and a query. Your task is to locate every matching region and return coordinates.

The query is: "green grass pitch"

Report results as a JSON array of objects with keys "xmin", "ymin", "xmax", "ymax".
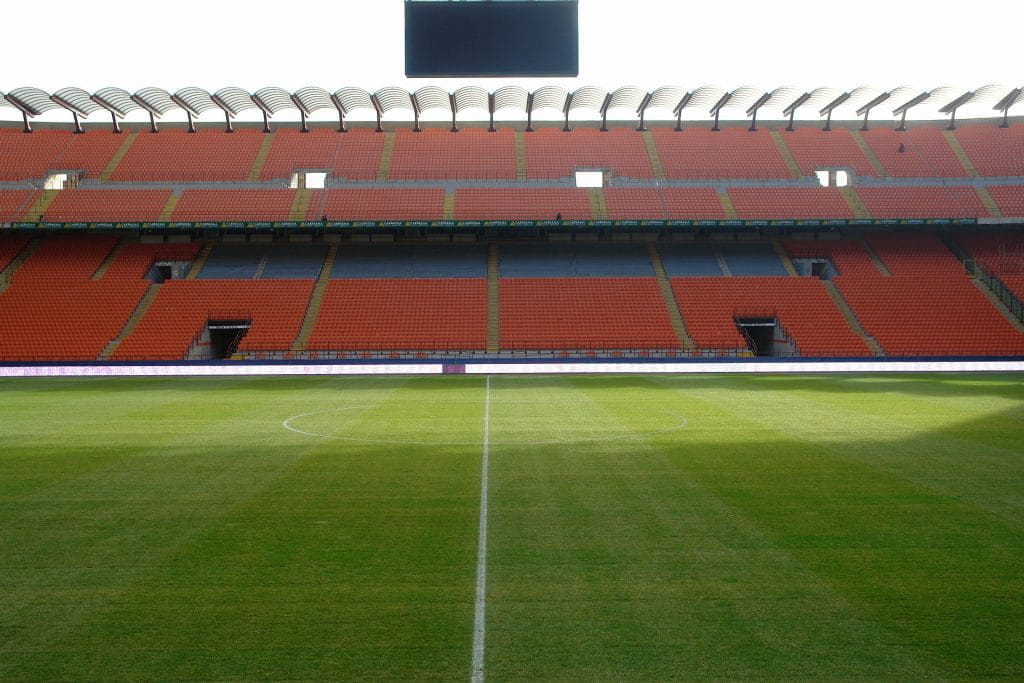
[{"xmin": 1, "ymin": 373, "xmax": 1023, "ymax": 679}]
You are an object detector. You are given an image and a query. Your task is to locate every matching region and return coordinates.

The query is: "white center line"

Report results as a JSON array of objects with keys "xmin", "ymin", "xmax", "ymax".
[{"xmin": 471, "ymin": 375, "xmax": 491, "ymax": 683}]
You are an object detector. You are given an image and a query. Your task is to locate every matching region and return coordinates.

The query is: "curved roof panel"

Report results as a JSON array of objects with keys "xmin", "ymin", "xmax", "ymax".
[
  {"xmin": 453, "ymin": 86, "xmax": 489, "ymax": 113},
  {"xmin": 6, "ymin": 87, "xmax": 60, "ymax": 115},
  {"xmin": 293, "ymin": 86, "xmax": 334, "ymax": 114},
  {"xmin": 252, "ymin": 86, "xmax": 295, "ymax": 115},
  {"xmin": 492, "ymin": 85, "xmax": 528, "ymax": 113},
  {"xmin": 133, "ymin": 87, "xmax": 178, "ymax": 116},
  {"xmin": 52, "ymin": 87, "xmax": 102, "ymax": 116},
  {"xmin": 374, "ymin": 87, "xmax": 414, "ymax": 112},
  {"xmin": 212, "ymin": 87, "xmax": 258, "ymax": 116},
  {"xmin": 531, "ymin": 85, "xmax": 568, "ymax": 112},
  {"xmin": 333, "ymin": 87, "xmax": 374, "ymax": 114},
  {"xmin": 412, "ymin": 85, "xmax": 451, "ymax": 113},
  {"xmin": 173, "ymin": 87, "xmax": 218, "ymax": 115}
]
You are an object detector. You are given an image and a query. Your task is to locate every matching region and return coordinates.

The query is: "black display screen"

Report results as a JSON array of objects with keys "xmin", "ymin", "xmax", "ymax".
[{"xmin": 405, "ymin": 1, "xmax": 579, "ymax": 77}]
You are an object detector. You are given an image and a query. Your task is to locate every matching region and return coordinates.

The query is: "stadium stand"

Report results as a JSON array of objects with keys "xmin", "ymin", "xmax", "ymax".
[
  {"xmin": 113, "ymin": 280, "xmax": 314, "ymax": 359},
  {"xmin": 953, "ymin": 231, "xmax": 1024, "ymax": 305},
  {"xmin": 954, "ymin": 123, "xmax": 1024, "ymax": 177},
  {"xmin": 390, "ymin": 128, "xmax": 517, "ymax": 180},
  {"xmin": 651, "ymin": 127, "xmax": 792, "ymax": 179},
  {"xmin": 42, "ymin": 189, "xmax": 172, "ymax": 222},
  {"xmin": 720, "ymin": 243, "xmax": 789, "ymax": 276},
  {"xmin": 987, "ymin": 185, "xmax": 1024, "ymax": 217},
  {"xmin": 260, "ymin": 245, "xmax": 329, "ymax": 279},
  {"xmin": 500, "ymin": 278, "xmax": 679, "ymax": 350},
  {"xmin": 0, "ymin": 129, "xmax": 72, "ymax": 180},
  {"xmin": 172, "ymin": 189, "xmax": 296, "ymax": 222},
  {"xmin": 603, "ymin": 187, "xmax": 727, "ymax": 220},
  {"xmin": 498, "ymin": 243, "xmax": 652, "ymax": 277},
  {"xmin": 782, "ymin": 238, "xmax": 882, "ymax": 278},
  {"xmin": 332, "ymin": 245, "xmax": 486, "ymax": 278},
  {"xmin": 778, "ymin": 127, "xmax": 878, "ymax": 177},
  {"xmin": 525, "ymin": 127, "xmax": 654, "ymax": 179},
  {"xmin": 109, "ymin": 129, "xmax": 264, "ymax": 181},
  {"xmin": 0, "ymin": 234, "xmax": 32, "ymax": 271},
  {"xmin": 0, "ymin": 190, "xmax": 38, "ymax": 223},
  {"xmin": 316, "ymin": 188, "xmax": 445, "ymax": 221},
  {"xmin": 307, "ymin": 279, "xmax": 487, "ymax": 352},
  {"xmin": 100, "ymin": 242, "xmax": 202, "ymax": 281},
  {"xmin": 258, "ymin": 128, "xmax": 385, "ymax": 181},
  {"xmin": 858, "ymin": 127, "xmax": 967, "ymax": 177},
  {"xmin": 454, "ymin": 188, "xmax": 591, "ymax": 220},
  {"xmin": 658, "ymin": 243, "xmax": 726, "ymax": 277},
  {"xmin": 728, "ymin": 187, "xmax": 854, "ymax": 219},
  {"xmin": 13, "ymin": 234, "xmax": 119, "ymax": 280},
  {"xmin": 855, "ymin": 186, "xmax": 990, "ymax": 218}
]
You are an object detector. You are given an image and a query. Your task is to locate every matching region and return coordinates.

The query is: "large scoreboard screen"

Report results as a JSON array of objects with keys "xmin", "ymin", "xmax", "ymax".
[{"xmin": 405, "ymin": 0, "xmax": 579, "ymax": 78}]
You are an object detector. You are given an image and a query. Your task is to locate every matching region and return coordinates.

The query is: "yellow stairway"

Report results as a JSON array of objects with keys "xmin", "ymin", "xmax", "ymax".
[
  {"xmin": 641, "ymin": 130, "xmax": 666, "ymax": 180},
  {"xmin": 90, "ymin": 239, "xmax": 124, "ymax": 280},
  {"xmin": 289, "ymin": 189, "xmax": 314, "ymax": 221},
  {"xmin": 822, "ymin": 281, "xmax": 885, "ymax": 356},
  {"xmin": 771, "ymin": 238, "xmax": 799, "ymax": 276},
  {"xmin": 769, "ymin": 130, "xmax": 801, "ymax": 178},
  {"xmin": 22, "ymin": 190, "xmax": 61, "ymax": 221},
  {"xmin": 513, "ymin": 131, "xmax": 527, "ymax": 181},
  {"xmin": 100, "ymin": 283, "xmax": 161, "ymax": 360},
  {"xmin": 839, "ymin": 186, "xmax": 872, "ymax": 219},
  {"xmin": 716, "ymin": 190, "xmax": 738, "ymax": 219},
  {"xmin": 943, "ymin": 130, "xmax": 979, "ymax": 177},
  {"xmin": 648, "ymin": 242, "xmax": 695, "ymax": 351},
  {"xmin": 377, "ymin": 132, "xmax": 396, "ymax": 182},
  {"xmin": 975, "ymin": 186, "xmax": 1003, "ymax": 218},
  {"xmin": 159, "ymin": 192, "xmax": 182, "ymax": 221},
  {"xmin": 486, "ymin": 242, "xmax": 500, "ymax": 353},
  {"xmin": 247, "ymin": 131, "xmax": 276, "ymax": 181},
  {"xmin": 100, "ymin": 131, "xmax": 138, "ymax": 181},
  {"xmin": 185, "ymin": 243, "xmax": 214, "ymax": 279},
  {"xmin": 443, "ymin": 190, "xmax": 456, "ymax": 220},
  {"xmin": 848, "ymin": 129, "xmax": 888, "ymax": 177},
  {"xmin": 587, "ymin": 188, "xmax": 608, "ymax": 219},
  {"xmin": 291, "ymin": 244, "xmax": 337, "ymax": 352}
]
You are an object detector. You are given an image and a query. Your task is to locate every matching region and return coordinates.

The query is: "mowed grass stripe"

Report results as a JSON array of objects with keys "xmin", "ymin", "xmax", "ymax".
[
  {"xmin": 484, "ymin": 375, "xmax": 938, "ymax": 678},
  {"xmin": 652, "ymin": 373, "xmax": 1024, "ymax": 677},
  {"xmin": 0, "ymin": 376, "xmax": 483, "ymax": 679}
]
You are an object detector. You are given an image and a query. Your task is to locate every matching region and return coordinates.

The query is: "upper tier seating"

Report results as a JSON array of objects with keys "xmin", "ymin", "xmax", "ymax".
[
  {"xmin": 986, "ymin": 185, "xmax": 1024, "ymax": 218},
  {"xmin": 307, "ymin": 279, "xmax": 487, "ymax": 352},
  {"xmin": 43, "ymin": 189, "xmax": 171, "ymax": 222},
  {"xmin": 0, "ymin": 234, "xmax": 32, "ymax": 271},
  {"xmin": 454, "ymin": 188, "xmax": 591, "ymax": 220},
  {"xmin": 0, "ymin": 129, "xmax": 74, "ymax": 180},
  {"xmin": 500, "ymin": 278, "xmax": 679, "ymax": 350},
  {"xmin": 498, "ymin": 243, "xmax": 653, "ymax": 277},
  {"xmin": 658, "ymin": 244, "xmax": 725, "ymax": 276},
  {"xmin": 259, "ymin": 128, "xmax": 384, "ymax": 181},
  {"xmin": 172, "ymin": 189, "xmax": 296, "ymax": 222},
  {"xmin": 315, "ymin": 188, "xmax": 444, "ymax": 221},
  {"xmin": 604, "ymin": 187, "xmax": 726, "ymax": 219},
  {"xmin": 672, "ymin": 277, "xmax": 873, "ymax": 356},
  {"xmin": 390, "ymin": 128, "xmax": 516, "ymax": 180},
  {"xmin": 856, "ymin": 186, "xmax": 989, "ymax": 218},
  {"xmin": 0, "ymin": 190, "xmax": 37, "ymax": 222},
  {"xmin": 525, "ymin": 128, "xmax": 654, "ymax": 179},
  {"xmin": 728, "ymin": 187, "xmax": 853, "ymax": 219},
  {"xmin": 113, "ymin": 280, "xmax": 314, "ymax": 359},
  {"xmin": 651, "ymin": 127, "xmax": 792, "ymax": 179},
  {"xmin": 332, "ymin": 245, "xmax": 486, "ymax": 278},
  {"xmin": 954, "ymin": 124, "xmax": 1024, "ymax": 177},
  {"xmin": 110, "ymin": 129, "xmax": 264, "ymax": 181},
  {"xmin": 859, "ymin": 127, "xmax": 967, "ymax": 177},
  {"xmin": 778, "ymin": 127, "xmax": 878, "ymax": 177},
  {"xmin": 101, "ymin": 242, "xmax": 202, "ymax": 281}
]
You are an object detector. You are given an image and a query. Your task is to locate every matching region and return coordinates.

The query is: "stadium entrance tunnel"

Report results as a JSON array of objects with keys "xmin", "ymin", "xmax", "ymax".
[
  {"xmin": 187, "ymin": 320, "xmax": 251, "ymax": 359},
  {"xmin": 793, "ymin": 258, "xmax": 836, "ymax": 280},
  {"xmin": 147, "ymin": 261, "xmax": 191, "ymax": 283},
  {"xmin": 735, "ymin": 317, "xmax": 797, "ymax": 357}
]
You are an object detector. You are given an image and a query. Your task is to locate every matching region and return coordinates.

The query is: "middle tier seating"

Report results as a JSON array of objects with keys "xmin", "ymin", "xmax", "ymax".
[
  {"xmin": 604, "ymin": 187, "xmax": 725, "ymax": 220},
  {"xmin": 855, "ymin": 186, "xmax": 989, "ymax": 219},
  {"xmin": 315, "ymin": 188, "xmax": 445, "ymax": 221},
  {"xmin": 728, "ymin": 187, "xmax": 853, "ymax": 219},
  {"xmin": 454, "ymin": 188, "xmax": 591, "ymax": 220},
  {"xmin": 0, "ymin": 190, "xmax": 37, "ymax": 223},
  {"xmin": 43, "ymin": 189, "xmax": 171, "ymax": 223}
]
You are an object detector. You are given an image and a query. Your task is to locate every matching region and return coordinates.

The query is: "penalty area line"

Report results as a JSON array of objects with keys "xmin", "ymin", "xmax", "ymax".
[{"xmin": 471, "ymin": 375, "xmax": 490, "ymax": 682}]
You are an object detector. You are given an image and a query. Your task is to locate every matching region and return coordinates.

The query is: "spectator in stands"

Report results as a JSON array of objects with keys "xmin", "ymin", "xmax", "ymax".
[
  {"xmin": 898, "ymin": 143, "xmax": 906, "ymax": 154},
  {"xmin": 556, "ymin": 212, "xmax": 562, "ymax": 223},
  {"xmin": 321, "ymin": 214, "xmax": 328, "ymax": 222},
  {"xmin": 37, "ymin": 214, "xmax": 45, "ymax": 223}
]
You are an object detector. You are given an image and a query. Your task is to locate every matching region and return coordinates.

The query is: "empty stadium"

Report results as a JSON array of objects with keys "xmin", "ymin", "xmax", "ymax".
[{"xmin": 2, "ymin": 1, "xmax": 1024, "ymax": 679}]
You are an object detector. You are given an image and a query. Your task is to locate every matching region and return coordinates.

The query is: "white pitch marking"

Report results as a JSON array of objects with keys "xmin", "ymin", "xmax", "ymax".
[{"xmin": 471, "ymin": 375, "xmax": 491, "ymax": 683}]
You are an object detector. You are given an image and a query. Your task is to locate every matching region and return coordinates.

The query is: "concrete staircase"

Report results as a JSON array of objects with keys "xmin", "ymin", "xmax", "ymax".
[
  {"xmin": 289, "ymin": 189, "xmax": 314, "ymax": 221},
  {"xmin": 247, "ymin": 132, "xmax": 276, "ymax": 181},
  {"xmin": 839, "ymin": 186, "xmax": 872, "ymax": 219},
  {"xmin": 716, "ymin": 190, "xmax": 738, "ymax": 219},
  {"xmin": 90, "ymin": 239, "xmax": 124, "ymax": 280},
  {"xmin": 641, "ymin": 130, "xmax": 666, "ymax": 179},
  {"xmin": 848, "ymin": 130, "xmax": 888, "ymax": 177},
  {"xmin": 100, "ymin": 131, "xmax": 138, "ymax": 181},
  {"xmin": 291, "ymin": 243, "xmax": 337, "ymax": 352},
  {"xmin": 513, "ymin": 131, "xmax": 527, "ymax": 181},
  {"xmin": 443, "ymin": 190, "xmax": 456, "ymax": 220},
  {"xmin": 771, "ymin": 238, "xmax": 799, "ymax": 276},
  {"xmin": 376, "ymin": 132, "xmax": 396, "ymax": 182},
  {"xmin": 861, "ymin": 238, "xmax": 892, "ymax": 276},
  {"xmin": 0, "ymin": 237, "xmax": 42, "ymax": 293},
  {"xmin": 975, "ymin": 186, "xmax": 1003, "ymax": 218},
  {"xmin": 648, "ymin": 242, "xmax": 695, "ymax": 351},
  {"xmin": 769, "ymin": 130, "xmax": 801, "ymax": 178},
  {"xmin": 971, "ymin": 277, "xmax": 1024, "ymax": 333},
  {"xmin": 587, "ymin": 187, "xmax": 608, "ymax": 219},
  {"xmin": 822, "ymin": 280, "xmax": 885, "ymax": 356},
  {"xmin": 942, "ymin": 130, "xmax": 979, "ymax": 177},
  {"xmin": 253, "ymin": 255, "xmax": 268, "ymax": 280},
  {"xmin": 159, "ymin": 190, "xmax": 182, "ymax": 221},
  {"xmin": 715, "ymin": 249, "xmax": 733, "ymax": 276},
  {"xmin": 22, "ymin": 190, "xmax": 61, "ymax": 221},
  {"xmin": 486, "ymin": 242, "xmax": 500, "ymax": 353},
  {"xmin": 185, "ymin": 243, "xmax": 214, "ymax": 279},
  {"xmin": 99, "ymin": 283, "xmax": 160, "ymax": 360}
]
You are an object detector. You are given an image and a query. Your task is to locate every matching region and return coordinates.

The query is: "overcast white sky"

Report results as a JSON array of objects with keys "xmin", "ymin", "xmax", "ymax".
[{"xmin": 1, "ymin": 0, "xmax": 1017, "ymax": 123}]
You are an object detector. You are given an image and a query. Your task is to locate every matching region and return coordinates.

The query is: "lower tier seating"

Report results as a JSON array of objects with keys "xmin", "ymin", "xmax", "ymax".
[
  {"xmin": 672, "ymin": 278, "xmax": 873, "ymax": 357},
  {"xmin": 307, "ymin": 279, "xmax": 487, "ymax": 352},
  {"xmin": 0, "ymin": 234, "xmax": 32, "ymax": 271},
  {"xmin": 0, "ymin": 280, "xmax": 148, "ymax": 361},
  {"xmin": 101, "ymin": 242, "xmax": 202, "ymax": 281},
  {"xmin": 12, "ymin": 234, "xmax": 119, "ymax": 280},
  {"xmin": 782, "ymin": 239, "xmax": 883, "ymax": 278},
  {"xmin": 498, "ymin": 243, "xmax": 653, "ymax": 277},
  {"xmin": 500, "ymin": 278, "xmax": 679, "ymax": 350},
  {"xmin": 332, "ymin": 246, "xmax": 485, "ymax": 278},
  {"xmin": 113, "ymin": 280, "xmax": 314, "ymax": 360}
]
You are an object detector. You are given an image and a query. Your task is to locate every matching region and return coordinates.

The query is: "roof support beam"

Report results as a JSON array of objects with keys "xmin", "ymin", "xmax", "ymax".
[
  {"xmin": 939, "ymin": 91, "xmax": 974, "ymax": 131},
  {"xmin": 855, "ymin": 92, "xmax": 891, "ymax": 131},
  {"xmin": 525, "ymin": 92, "xmax": 535, "ymax": 133},
  {"xmin": 993, "ymin": 88, "xmax": 1021, "ymax": 128},
  {"xmin": 672, "ymin": 92, "xmax": 694, "ymax": 132},
  {"xmin": 636, "ymin": 92, "xmax": 653, "ymax": 132},
  {"xmin": 782, "ymin": 93, "xmax": 811, "ymax": 132},
  {"xmin": 329, "ymin": 94, "xmax": 348, "ymax": 133},
  {"xmin": 450, "ymin": 94, "xmax": 458, "ymax": 132},
  {"xmin": 210, "ymin": 93, "xmax": 235, "ymax": 133},
  {"xmin": 892, "ymin": 91, "xmax": 930, "ymax": 131},
  {"xmin": 709, "ymin": 92, "xmax": 732, "ymax": 132},
  {"xmin": 369, "ymin": 94, "xmax": 384, "ymax": 133},
  {"xmin": 562, "ymin": 93, "xmax": 573, "ymax": 132},
  {"xmin": 4, "ymin": 94, "xmax": 36, "ymax": 133},
  {"xmin": 488, "ymin": 93, "xmax": 496, "ymax": 133},
  {"xmin": 819, "ymin": 93, "xmax": 851, "ymax": 132},
  {"xmin": 598, "ymin": 93, "xmax": 613, "ymax": 132},
  {"xmin": 745, "ymin": 92, "xmax": 772, "ymax": 132}
]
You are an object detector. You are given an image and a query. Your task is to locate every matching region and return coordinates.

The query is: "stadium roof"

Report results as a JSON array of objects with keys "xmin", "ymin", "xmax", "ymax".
[{"xmin": 2, "ymin": 84, "xmax": 1022, "ymax": 133}]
